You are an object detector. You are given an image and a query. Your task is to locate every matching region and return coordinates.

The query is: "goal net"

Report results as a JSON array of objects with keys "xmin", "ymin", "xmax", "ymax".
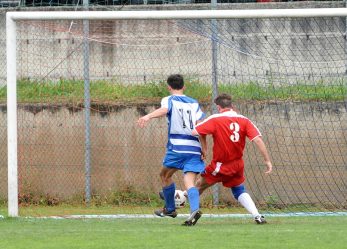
[{"xmin": 5, "ymin": 9, "xmax": 347, "ymax": 217}]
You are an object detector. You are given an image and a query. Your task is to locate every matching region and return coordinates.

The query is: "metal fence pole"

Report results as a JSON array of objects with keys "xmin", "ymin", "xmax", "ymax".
[
  {"xmin": 211, "ymin": 0, "xmax": 219, "ymax": 206},
  {"xmin": 83, "ymin": 0, "xmax": 91, "ymax": 204}
]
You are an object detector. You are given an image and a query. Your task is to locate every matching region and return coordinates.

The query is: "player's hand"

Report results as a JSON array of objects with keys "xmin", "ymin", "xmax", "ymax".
[
  {"xmin": 201, "ymin": 149, "xmax": 207, "ymax": 161},
  {"xmin": 264, "ymin": 161, "xmax": 272, "ymax": 174},
  {"xmin": 137, "ymin": 115, "xmax": 150, "ymax": 128}
]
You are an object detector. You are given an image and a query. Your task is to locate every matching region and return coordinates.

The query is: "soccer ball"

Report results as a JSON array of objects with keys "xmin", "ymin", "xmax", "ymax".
[{"xmin": 174, "ymin": 190, "xmax": 186, "ymax": 209}]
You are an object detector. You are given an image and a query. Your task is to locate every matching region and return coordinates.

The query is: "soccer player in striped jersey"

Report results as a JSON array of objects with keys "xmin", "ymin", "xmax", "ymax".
[
  {"xmin": 192, "ymin": 93, "xmax": 273, "ymax": 224},
  {"xmin": 137, "ymin": 74, "xmax": 205, "ymax": 226}
]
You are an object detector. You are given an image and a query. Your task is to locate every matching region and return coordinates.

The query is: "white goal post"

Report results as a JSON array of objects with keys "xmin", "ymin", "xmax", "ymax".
[{"xmin": 6, "ymin": 8, "xmax": 347, "ymax": 217}]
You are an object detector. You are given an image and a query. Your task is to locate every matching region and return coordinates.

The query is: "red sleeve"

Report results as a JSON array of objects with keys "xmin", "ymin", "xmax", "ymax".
[
  {"xmin": 195, "ymin": 118, "xmax": 216, "ymax": 135},
  {"xmin": 246, "ymin": 119, "xmax": 261, "ymax": 141}
]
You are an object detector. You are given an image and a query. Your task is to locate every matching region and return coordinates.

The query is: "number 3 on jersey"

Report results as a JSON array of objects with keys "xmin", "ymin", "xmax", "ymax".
[{"xmin": 230, "ymin": 122, "xmax": 240, "ymax": 142}]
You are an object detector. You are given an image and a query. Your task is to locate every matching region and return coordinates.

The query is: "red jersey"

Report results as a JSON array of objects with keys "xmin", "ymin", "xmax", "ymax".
[{"xmin": 195, "ymin": 109, "xmax": 261, "ymax": 164}]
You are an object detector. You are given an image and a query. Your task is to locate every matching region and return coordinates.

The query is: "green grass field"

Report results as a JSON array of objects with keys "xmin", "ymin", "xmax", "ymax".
[{"xmin": 1, "ymin": 216, "xmax": 346, "ymax": 249}]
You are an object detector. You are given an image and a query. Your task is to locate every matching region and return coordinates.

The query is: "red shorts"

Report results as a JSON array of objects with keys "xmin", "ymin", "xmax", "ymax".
[{"xmin": 201, "ymin": 159, "xmax": 245, "ymax": 188}]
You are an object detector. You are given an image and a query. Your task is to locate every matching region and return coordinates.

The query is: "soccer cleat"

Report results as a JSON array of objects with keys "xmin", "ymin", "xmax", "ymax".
[
  {"xmin": 154, "ymin": 208, "xmax": 177, "ymax": 218},
  {"xmin": 254, "ymin": 215, "xmax": 267, "ymax": 224},
  {"xmin": 182, "ymin": 210, "xmax": 202, "ymax": 226}
]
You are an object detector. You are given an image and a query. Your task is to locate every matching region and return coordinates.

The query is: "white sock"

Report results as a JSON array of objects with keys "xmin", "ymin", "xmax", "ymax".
[{"xmin": 237, "ymin": 193, "xmax": 260, "ymax": 218}]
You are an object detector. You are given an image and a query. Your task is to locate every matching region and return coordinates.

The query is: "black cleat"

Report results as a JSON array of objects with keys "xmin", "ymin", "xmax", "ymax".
[
  {"xmin": 182, "ymin": 210, "xmax": 202, "ymax": 226},
  {"xmin": 254, "ymin": 215, "xmax": 267, "ymax": 224},
  {"xmin": 154, "ymin": 208, "xmax": 177, "ymax": 218}
]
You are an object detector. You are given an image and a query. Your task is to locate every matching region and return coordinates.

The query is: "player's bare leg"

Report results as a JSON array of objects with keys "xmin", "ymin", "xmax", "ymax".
[
  {"xmin": 159, "ymin": 167, "xmax": 179, "ymax": 187},
  {"xmin": 195, "ymin": 176, "xmax": 213, "ymax": 195}
]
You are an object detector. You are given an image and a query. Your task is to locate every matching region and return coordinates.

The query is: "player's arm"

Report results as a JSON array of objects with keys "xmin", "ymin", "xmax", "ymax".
[
  {"xmin": 252, "ymin": 136, "xmax": 273, "ymax": 174},
  {"xmin": 193, "ymin": 121, "xmax": 211, "ymax": 161},
  {"xmin": 199, "ymin": 134, "xmax": 207, "ymax": 160},
  {"xmin": 137, "ymin": 107, "xmax": 168, "ymax": 128}
]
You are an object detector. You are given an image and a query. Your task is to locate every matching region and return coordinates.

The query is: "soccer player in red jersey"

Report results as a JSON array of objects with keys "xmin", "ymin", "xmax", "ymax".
[{"xmin": 192, "ymin": 93, "xmax": 273, "ymax": 224}]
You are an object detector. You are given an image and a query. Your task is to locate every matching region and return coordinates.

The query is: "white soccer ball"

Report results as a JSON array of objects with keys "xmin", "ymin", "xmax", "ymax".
[{"xmin": 174, "ymin": 190, "xmax": 186, "ymax": 209}]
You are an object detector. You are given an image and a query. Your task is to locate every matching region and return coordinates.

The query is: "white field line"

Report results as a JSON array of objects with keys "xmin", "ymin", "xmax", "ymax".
[{"xmin": 19, "ymin": 212, "xmax": 347, "ymax": 220}]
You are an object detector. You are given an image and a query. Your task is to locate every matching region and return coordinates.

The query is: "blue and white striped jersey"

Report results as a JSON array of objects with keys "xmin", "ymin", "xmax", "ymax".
[{"xmin": 161, "ymin": 94, "xmax": 205, "ymax": 155}]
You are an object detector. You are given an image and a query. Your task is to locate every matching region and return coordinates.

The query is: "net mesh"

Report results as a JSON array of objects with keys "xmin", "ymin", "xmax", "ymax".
[{"xmin": 7, "ymin": 15, "xmax": 347, "ymax": 215}]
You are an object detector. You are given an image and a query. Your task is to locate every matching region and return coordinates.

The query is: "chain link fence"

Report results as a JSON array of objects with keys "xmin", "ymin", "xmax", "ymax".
[
  {"xmin": 1, "ymin": 2, "xmax": 347, "ymax": 214},
  {"xmin": 0, "ymin": 9, "xmax": 7, "ymax": 203}
]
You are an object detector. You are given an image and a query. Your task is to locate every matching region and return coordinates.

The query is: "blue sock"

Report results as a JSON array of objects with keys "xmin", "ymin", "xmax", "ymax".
[
  {"xmin": 187, "ymin": 187, "xmax": 199, "ymax": 213},
  {"xmin": 163, "ymin": 183, "xmax": 175, "ymax": 212}
]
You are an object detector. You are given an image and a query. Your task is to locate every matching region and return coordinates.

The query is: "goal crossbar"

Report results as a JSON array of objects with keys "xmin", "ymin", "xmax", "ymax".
[
  {"xmin": 6, "ymin": 8, "xmax": 347, "ymax": 20},
  {"xmin": 6, "ymin": 8, "xmax": 347, "ymax": 217}
]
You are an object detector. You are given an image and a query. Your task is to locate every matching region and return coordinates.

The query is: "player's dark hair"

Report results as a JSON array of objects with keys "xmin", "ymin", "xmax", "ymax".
[
  {"xmin": 214, "ymin": 93, "xmax": 233, "ymax": 108},
  {"xmin": 167, "ymin": 74, "xmax": 184, "ymax": 90}
]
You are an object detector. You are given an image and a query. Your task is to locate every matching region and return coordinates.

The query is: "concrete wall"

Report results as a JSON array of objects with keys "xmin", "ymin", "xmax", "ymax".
[{"xmin": 0, "ymin": 101, "xmax": 346, "ymax": 207}]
